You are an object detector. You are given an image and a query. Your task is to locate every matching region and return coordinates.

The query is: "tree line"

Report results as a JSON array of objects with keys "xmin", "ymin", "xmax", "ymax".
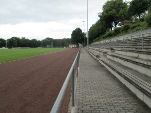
[
  {"xmin": 71, "ymin": 0, "xmax": 151, "ymax": 45},
  {"xmin": 0, "ymin": 37, "xmax": 71, "ymax": 48}
]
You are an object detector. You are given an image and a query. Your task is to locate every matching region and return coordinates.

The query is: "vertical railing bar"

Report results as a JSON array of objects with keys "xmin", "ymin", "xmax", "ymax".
[
  {"xmin": 131, "ymin": 36, "xmax": 133, "ymax": 50},
  {"xmin": 142, "ymin": 34, "xmax": 144, "ymax": 50},
  {"xmin": 110, "ymin": 40, "xmax": 111, "ymax": 49},
  {"xmin": 125, "ymin": 37, "xmax": 129, "ymax": 50},
  {"xmin": 99, "ymin": 49, "xmax": 100, "ymax": 57}
]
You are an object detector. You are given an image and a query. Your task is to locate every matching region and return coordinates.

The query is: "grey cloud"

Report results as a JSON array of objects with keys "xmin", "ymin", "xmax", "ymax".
[{"xmin": 0, "ymin": 0, "xmax": 88, "ymax": 24}]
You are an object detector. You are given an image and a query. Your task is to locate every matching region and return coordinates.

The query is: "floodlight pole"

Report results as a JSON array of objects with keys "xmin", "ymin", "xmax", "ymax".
[
  {"xmin": 82, "ymin": 21, "xmax": 85, "ymax": 46},
  {"xmin": 87, "ymin": 0, "xmax": 89, "ymax": 49}
]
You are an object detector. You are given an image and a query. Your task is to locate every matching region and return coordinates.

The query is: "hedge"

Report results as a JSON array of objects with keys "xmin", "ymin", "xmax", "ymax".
[{"xmin": 145, "ymin": 13, "xmax": 151, "ymax": 27}]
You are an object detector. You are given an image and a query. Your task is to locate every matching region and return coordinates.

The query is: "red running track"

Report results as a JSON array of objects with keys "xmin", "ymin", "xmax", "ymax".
[{"xmin": 0, "ymin": 48, "xmax": 78, "ymax": 113}]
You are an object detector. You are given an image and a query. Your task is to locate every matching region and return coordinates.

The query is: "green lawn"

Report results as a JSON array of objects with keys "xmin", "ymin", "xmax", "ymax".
[{"xmin": 0, "ymin": 48, "xmax": 66, "ymax": 63}]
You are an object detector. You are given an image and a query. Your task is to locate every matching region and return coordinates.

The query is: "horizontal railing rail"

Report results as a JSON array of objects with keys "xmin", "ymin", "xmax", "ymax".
[
  {"xmin": 91, "ymin": 28, "xmax": 151, "ymax": 51},
  {"xmin": 50, "ymin": 50, "xmax": 80, "ymax": 113},
  {"xmin": 101, "ymin": 58, "xmax": 151, "ymax": 97}
]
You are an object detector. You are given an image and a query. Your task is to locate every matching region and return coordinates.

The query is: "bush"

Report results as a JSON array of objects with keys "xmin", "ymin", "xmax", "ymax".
[
  {"xmin": 133, "ymin": 27, "xmax": 141, "ymax": 32},
  {"xmin": 106, "ymin": 31, "xmax": 113, "ymax": 37},
  {"xmin": 98, "ymin": 34, "xmax": 108, "ymax": 41},
  {"xmin": 145, "ymin": 13, "xmax": 151, "ymax": 27},
  {"xmin": 148, "ymin": 6, "xmax": 151, "ymax": 14},
  {"xmin": 93, "ymin": 37, "xmax": 99, "ymax": 42},
  {"xmin": 139, "ymin": 22, "xmax": 146, "ymax": 27},
  {"xmin": 121, "ymin": 25, "xmax": 130, "ymax": 33},
  {"xmin": 130, "ymin": 23, "xmax": 140, "ymax": 30},
  {"xmin": 113, "ymin": 27, "xmax": 121, "ymax": 35}
]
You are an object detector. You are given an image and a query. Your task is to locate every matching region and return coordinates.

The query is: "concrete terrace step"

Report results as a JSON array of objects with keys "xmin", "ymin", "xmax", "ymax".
[
  {"xmin": 75, "ymin": 49, "xmax": 151, "ymax": 113},
  {"xmin": 108, "ymin": 52, "xmax": 151, "ymax": 67},
  {"xmin": 100, "ymin": 57, "xmax": 151, "ymax": 93},
  {"xmin": 103, "ymin": 57, "xmax": 151, "ymax": 84},
  {"xmin": 106, "ymin": 53, "xmax": 151, "ymax": 77},
  {"xmin": 89, "ymin": 49, "xmax": 151, "ymax": 109},
  {"xmin": 89, "ymin": 47, "xmax": 151, "ymax": 59},
  {"xmin": 99, "ymin": 57, "xmax": 151, "ymax": 108},
  {"xmin": 89, "ymin": 49, "xmax": 151, "ymax": 87},
  {"xmin": 114, "ymin": 50, "xmax": 151, "ymax": 59},
  {"xmin": 89, "ymin": 48, "xmax": 151, "ymax": 77}
]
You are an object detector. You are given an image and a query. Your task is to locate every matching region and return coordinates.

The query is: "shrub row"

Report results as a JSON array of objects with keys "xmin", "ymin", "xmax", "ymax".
[
  {"xmin": 145, "ymin": 13, "xmax": 151, "ymax": 27},
  {"xmin": 94, "ymin": 22, "xmax": 147, "ymax": 42}
]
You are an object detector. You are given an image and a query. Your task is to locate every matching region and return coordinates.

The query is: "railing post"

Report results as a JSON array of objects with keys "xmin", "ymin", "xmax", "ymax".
[
  {"xmin": 110, "ymin": 40, "xmax": 111, "ymax": 49},
  {"xmin": 116, "ymin": 39, "xmax": 118, "ymax": 48},
  {"xmin": 142, "ymin": 34, "xmax": 144, "ymax": 50},
  {"xmin": 71, "ymin": 68, "xmax": 75, "ymax": 107},
  {"xmin": 77, "ymin": 57, "xmax": 79, "ymax": 77},
  {"xmin": 99, "ymin": 49, "xmax": 100, "ymax": 56},
  {"xmin": 131, "ymin": 36, "xmax": 133, "ymax": 50},
  {"xmin": 149, "ymin": 31, "xmax": 151, "ymax": 37}
]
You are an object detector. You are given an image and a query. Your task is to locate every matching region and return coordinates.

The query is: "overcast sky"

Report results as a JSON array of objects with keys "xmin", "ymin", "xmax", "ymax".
[{"xmin": 0, "ymin": 0, "xmax": 109, "ymax": 40}]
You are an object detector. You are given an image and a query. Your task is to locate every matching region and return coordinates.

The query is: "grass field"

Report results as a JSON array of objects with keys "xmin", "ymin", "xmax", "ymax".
[{"xmin": 0, "ymin": 48, "xmax": 66, "ymax": 63}]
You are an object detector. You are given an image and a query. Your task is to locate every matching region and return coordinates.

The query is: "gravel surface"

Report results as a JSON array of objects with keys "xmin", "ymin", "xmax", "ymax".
[{"xmin": 0, "ymin": 48, "xmax": 78, "ymax": 113}]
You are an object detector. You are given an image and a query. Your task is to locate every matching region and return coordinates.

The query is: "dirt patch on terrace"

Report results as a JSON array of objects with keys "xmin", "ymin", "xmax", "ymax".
[{"xmin": 0, "ymin": 48, "xmax": 78, "ymax": 113}]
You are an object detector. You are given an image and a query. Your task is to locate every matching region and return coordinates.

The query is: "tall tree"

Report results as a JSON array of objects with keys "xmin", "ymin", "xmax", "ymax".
[
  {"xmin": 148, "ymin": 0, "xmax": 151, "ymax": 13},
  {"xmin": 29, "ymin": 39, "xmax": 40, "ymax": 48},
  {"xmin": 7, "ymin": 37, "xmax": 21, "ymax": 48},
  {"xmin": 71, "ymin": 28, "xmax": 84, "ymax": 45},
  {"xmin": 100, "ymin": 0, "xmax": 129, "ymax": 30},
  {"xmin": 61, "ymin": 38, "xmax": 71, "ymax": 47},
  {"xmin": 88, "ymin": 20, "xmax": 105, "ymax": 43},
  {"xmin": 20, "ymin": 37, "xmax": 30, "ymax": 47},
  {"xmin": 128, "ymin": 0, "xmax": 149, "ymax": 19},
  {"xmin": 0, "ymin": 38, "xmax": 6, "ymax": 48},
  {"xmin": 41, "ymin": 37, "xmax": 53, "ymax": 47}
]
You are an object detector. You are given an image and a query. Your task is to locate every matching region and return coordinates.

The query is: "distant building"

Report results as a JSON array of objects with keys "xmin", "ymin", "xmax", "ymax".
[
  {"xmin": 69, "ymin": 44, "xmax": 77, "ymax": 48},
  {"xmin": 118, "ymin": 20, "xmax": 133, "ymax": 27},
  {"xmin": 122, "ymin": 20, "xmax": 133, "ymax": 25}
]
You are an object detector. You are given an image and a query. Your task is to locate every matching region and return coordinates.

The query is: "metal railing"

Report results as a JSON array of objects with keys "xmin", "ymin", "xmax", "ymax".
[
  {"xmin": 89, "ymin": 48, "xmax": 151, "ymax": 108},
  {"xmin": 91, "ymin": 28, "xmax": 151, "ymax": 51},
  {"xmin": 50, "ymin": 50, "xmax": 80, "ymax": 113},
  {"xmin": 89, "ymin": 46, "xmax": 151, "ymax": 94},
  {"xmin": 101, "ymin": 58, "xmax": 151, "ymax": 97}
]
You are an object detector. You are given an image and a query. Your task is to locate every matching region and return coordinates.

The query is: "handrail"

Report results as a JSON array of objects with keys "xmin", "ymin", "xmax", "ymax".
[
  {"xmin": 90, "ymin": 31, "xmax": 151, "ymax": 51},
  {"xmin": 50, "ymin": 50, "xmax": 80, "ymax": 113},
  {"xmin": 89, "ymin": 48, "xmax": 151, "ymax": 96},
  {"xmin": 101, "ymin": 58, "xmax": 151, "ymax": 96},
  {"xmin": 92, "ymin": 28, "xmax": 151, "ymax": 45}
]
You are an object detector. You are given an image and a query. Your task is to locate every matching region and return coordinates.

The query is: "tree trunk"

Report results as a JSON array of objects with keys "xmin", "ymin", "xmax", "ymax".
[{"xmin": 138, "ymin": 15, "xmax": 140, "ymax": 20}]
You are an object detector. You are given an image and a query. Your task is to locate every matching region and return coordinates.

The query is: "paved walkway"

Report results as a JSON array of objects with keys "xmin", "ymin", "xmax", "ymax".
[{"xmin": 75, "ymin": 49, "xmax": 151, "ymax": 113}]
